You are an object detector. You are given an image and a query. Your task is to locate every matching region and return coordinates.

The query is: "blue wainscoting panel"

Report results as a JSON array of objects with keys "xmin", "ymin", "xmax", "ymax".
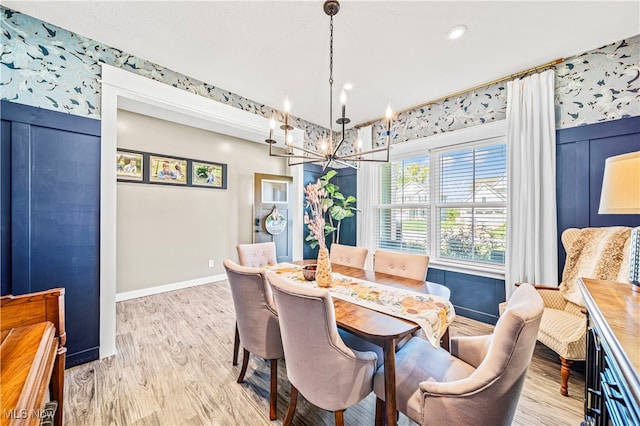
[
  {"xmin": 556, "ymin": 116, "xmax": 640, "ymax": 278},
  {"xmin": 427, "ymin": 268, "xmax": 505, "ymax": 325},
  {"xmin": 1, "ymin": 119, "xmax": 11, "ymax": 295},
  {"xmin": 2, "ymin": 100, "xmax": 101, "ymax": 367}
]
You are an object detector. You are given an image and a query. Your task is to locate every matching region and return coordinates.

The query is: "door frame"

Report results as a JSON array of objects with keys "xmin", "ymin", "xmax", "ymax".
[{"xmin": 100, "ymin": 64, "xmax": 304, "ymax": 359}]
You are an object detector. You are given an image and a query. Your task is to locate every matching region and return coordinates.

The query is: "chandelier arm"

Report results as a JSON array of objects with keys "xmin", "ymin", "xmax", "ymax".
[
  {"xmin": 284, "ymin": 143, "xmax": 329, "ymax": 158},
  {"xmin": 289, "ymin": 157, "xmax": 331, "ymax": 166},
  {"xmin": 338, "ymin": 146, "xmax": 391, "ymax": 159},
  {"xmin": 285, "ymin": 154, "xmax": 325, "ymax": 160},
  {"xmin": 270, "ymin": 143, "xmax": 324, "ymax": 160},
  {"xmin": 333, "ymin": 159, "xmax": 358, "ymax": 169}
]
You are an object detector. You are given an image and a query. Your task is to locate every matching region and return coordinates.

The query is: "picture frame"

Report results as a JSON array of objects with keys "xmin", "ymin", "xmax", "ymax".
[
  {"xmin": 149, "ymin": 155, "xmax": 188, "ymax": 185},
  {"xmin": 116, "ymin": 150, "xmax": 144, "ymax": 182},
  {"xmin": 191, "ymin": 159, "xmax": 227, "ymax": 189}
]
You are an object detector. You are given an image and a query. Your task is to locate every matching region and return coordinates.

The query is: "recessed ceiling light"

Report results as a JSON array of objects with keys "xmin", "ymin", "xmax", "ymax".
[
  {"xmin": 342, "ymin": 82, "xmax": 353, "ymax": 90},
  {"xmin": 447, "ymin": 25, "xmax": 467, "ymax": 40}
]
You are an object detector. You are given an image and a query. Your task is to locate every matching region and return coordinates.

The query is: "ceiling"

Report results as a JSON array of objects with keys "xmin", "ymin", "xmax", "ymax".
[{"xmin": 4, "ymin": 1, "xmax": 639, "ymax": 131}]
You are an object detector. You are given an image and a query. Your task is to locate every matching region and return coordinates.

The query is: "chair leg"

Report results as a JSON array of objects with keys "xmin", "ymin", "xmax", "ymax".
[
  {"xmin": 232, "ymin": 322, "xmax": 240, "ymax": 366},
  {"xmin": 283, "ymin": 385, "xmax": 299, "ymax": 426},
  {"xmin": 375, "ymin": 397, "xmax": 385, "ymax": 426},
  {"xmin": 334, "ymin": 409, "xmax": 345, "ymax": 426},
  {"xmin": 441, "ymin": 328, "xmax": 450, "ymax": 352},
  {"xmin": 560, "ymin": 356, "xmax": 573, "ymax": 396},
  {"xmin": 269, "ymin": 359, "xmax": 278, "ymax": 420},
  {"xmin": 237, "ymin": 349, "xmax": 250, "ymax": 383}
]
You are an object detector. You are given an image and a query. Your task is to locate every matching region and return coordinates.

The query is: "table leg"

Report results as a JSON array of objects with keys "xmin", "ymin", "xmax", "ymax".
[{"xmin": 384, "ymin": 338, "xmax": 397, "ymax": 426}]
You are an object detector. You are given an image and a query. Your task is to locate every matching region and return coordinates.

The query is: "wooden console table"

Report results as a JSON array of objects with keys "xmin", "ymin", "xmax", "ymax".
[
  {"xmin": 1, "ymin": 289, "xmax": 66, "ymax": 426},
  {"xmin": 579, "ymin": 278, "xmax": 639, "ymax": 426}
]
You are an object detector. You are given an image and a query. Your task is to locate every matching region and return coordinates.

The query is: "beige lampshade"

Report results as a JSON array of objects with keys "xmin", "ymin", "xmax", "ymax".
[{"xmin": 598, "ymin": 151, "xmax": 640, "ymax": 214}]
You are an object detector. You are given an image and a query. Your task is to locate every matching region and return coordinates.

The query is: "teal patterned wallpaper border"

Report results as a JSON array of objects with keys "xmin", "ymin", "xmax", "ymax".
[{"xmin": 1, "ymin": 6, "xmax": 638, "ymax": 154}]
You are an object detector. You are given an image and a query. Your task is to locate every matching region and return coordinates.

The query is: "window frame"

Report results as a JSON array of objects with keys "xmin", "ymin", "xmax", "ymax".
[{"xmin": 375, "ymin": 121, "xmax": 507, "ymax": 279}]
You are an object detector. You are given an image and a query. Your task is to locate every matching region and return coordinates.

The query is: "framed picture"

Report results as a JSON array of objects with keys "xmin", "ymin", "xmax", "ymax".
[
  {"xmin": 149, "ymin": 155, "xmax": 188, "ymax": 185},
  {"xmin": 191, "ymin": 160, "xmax": 227, "ymax": 189},
  {"xmin": 116, "ymin": 150, "xmax": 144, "ymax": 182}
]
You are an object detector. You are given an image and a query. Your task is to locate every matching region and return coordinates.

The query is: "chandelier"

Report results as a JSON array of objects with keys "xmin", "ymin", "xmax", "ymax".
[{"xmin": 266, "ymin": 0, "xmax": 393, "ymax": 169}]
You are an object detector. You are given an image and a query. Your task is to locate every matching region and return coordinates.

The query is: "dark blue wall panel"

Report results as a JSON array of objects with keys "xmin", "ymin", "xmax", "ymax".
[
  {"xmin": 556, "ymin": 116, "xmax": 640, "ymax": 277},
  {"xmin": 427, "ymin": 268, "xmax": 505, "ymax": 325},
  {"xmin": 1, "ymin": 119, "xmax": 11, "ymax": 295},
  {"xmin": 303, "ymin": 163, "xmax": 358, "ymax": 259},
  {"xmin": 1, "ymin": 100, "xmax": 101, "ymax": 367}
]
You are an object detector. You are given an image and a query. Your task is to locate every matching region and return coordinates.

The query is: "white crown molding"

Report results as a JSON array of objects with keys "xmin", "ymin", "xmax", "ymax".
[{"xmin": 101, "ymin": 65, "xmax": 304, "ymax": 145}]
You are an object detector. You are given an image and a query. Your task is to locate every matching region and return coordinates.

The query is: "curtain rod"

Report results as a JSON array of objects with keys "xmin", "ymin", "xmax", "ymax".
[{"xmin": 354, "ymin": 57, "xmax": 564, "ymax": 129}]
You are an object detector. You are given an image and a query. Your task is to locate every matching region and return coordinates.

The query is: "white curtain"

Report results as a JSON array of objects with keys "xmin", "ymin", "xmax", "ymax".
[
  {"xmin": 505, "ymin": 70, "xmax": 558, "ymax": 298},
  {"xmin": 356, "ymin": 126, "xmax": 378, "ymax": 269}
]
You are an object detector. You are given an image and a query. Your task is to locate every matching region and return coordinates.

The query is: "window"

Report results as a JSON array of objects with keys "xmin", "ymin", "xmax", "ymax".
[{"xmin": 376, "ymin": 136, "xmax": 507, "ymax": 268}]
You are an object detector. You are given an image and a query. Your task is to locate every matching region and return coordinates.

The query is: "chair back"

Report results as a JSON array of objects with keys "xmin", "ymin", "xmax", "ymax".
[
  {"xmin": 267, "ymin": 272, "xmax": 377, "ymax": 412},
  {"xmin": 223, "ymin": 259, "xmax": 283, "ymax": 360},
  {"xmin": 330, "ymin": 243, "xmax": 368, "ymax": 269},
  {"xmin": 374, "ymin": 249, "xmax": 429, "ymax": 281},
  {"xmin": 464, "ymin": 283, "xmax": 543, "ymax": 424},
  {"xmin": 559, "ymin": 227, "xmax": 631, "ymax": 306},
  {"xmin": 236, "ymin": 242, "xmax": 277, "ymax": 268}
]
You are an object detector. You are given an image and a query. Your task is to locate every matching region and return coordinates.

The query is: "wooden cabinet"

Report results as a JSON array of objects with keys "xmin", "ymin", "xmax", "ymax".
[
  {"xmin": 0, "ymin": 288, "xmax": 66, "ymax": 426},
  {"xmin": 579, "ymin": 278, "xmax": 639, "ymax": 426}
]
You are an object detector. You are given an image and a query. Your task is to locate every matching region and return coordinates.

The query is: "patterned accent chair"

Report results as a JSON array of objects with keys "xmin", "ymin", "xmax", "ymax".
[
  {"xmin": 374, "ymin": 249, "xmax": 430, "ymax": 281},
  {"xmin": 373, "ymin": 283, "xmax": 543, "ymax": 426},
  {"xmin": 500, "ymin": 226, "xmax": 632, "ymax": 396},
  {"xmin": 224, "ymin": 259, "xmax": 284, "ymax": 420},
  {"xmin": 329, "ymin": 243, "xmax": 369, "ymax": 269}
]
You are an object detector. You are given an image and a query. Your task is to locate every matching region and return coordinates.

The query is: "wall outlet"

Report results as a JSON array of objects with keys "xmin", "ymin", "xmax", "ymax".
[{"xmin": 208, "ymin": 259, "xmax": 214, "ymax": 268}]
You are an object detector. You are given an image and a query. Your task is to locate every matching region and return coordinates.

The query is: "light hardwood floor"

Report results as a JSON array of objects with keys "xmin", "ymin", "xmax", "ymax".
[{"xmin": 64, "ymin": 282, "xmax": 585, "ymax": 425}]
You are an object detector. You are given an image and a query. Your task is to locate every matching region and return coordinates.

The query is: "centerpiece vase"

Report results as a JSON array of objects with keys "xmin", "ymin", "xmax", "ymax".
[{"xmin": 316, "ymin": 247, "xmax": 332, "ymax": 288}]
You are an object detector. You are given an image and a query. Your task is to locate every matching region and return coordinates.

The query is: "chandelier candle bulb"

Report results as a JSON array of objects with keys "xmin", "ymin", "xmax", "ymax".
[
  {"xmin": 269, "ymin": 118, "xmax": 275, "ymax": 140},
  {"xmin": 340, "ymin": 88, "xmax": 347, "ymax": 118}
]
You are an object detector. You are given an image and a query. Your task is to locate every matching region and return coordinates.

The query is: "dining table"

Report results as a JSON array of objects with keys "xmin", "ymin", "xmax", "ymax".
[{"xmin": 284, "ymin": 261, "xmax": 453, "ymax": 426}]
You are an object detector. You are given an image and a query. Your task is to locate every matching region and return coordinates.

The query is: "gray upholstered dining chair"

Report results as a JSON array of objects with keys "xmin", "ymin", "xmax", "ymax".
[
  {"xmin": 266, "ymin": 271, "xmax": 378, "ymax": 426},
  {"xmin": 373, "ymin": 283, "xmax": 543, "ymax": 426},
  {"xmin": 329, "ymin": 243, "xmax": 369, "ymax": 269},
  {"xmin": 233, "ymin": 242, "xmax": 278, "ymax": 366},
  {"xmin": 224, "ymin": 259, "xmax": 284, "ymax": 421},
  {"xmin": 237, "ymin": 241, "xmax": 277, "ymax": 268},
  {"xmin": 374, "ymin": 249, "xmax": 429, "ymax": 281}
]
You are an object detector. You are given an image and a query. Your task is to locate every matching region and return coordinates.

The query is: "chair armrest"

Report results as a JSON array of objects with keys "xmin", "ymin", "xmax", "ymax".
[
  {"xmin": 515, "ymin": 282, "xmax": 559, "ymax": 291},
  {"xmin": 537, "ymin": 289, "xmax": 568, "ymax": 310},
  {"xmin": 419, "ymin": 375, "xmax": 489, "ymax": 397},
  {"xmin": 450, "ymin": 335, "xmax": 491, "ymax": 369},
  {"xmin": 531, "ymin": 285, "xmax": 561, "ymax": 291}
]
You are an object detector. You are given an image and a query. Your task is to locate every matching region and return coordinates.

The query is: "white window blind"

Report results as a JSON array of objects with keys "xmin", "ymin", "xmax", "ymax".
[
  {"xmin": 376, "ymin": 142, "xmax": 507, "ymax": 267},
  {"xmin": 377, "ymin": 156, "xmax": 430, "ymax": 253},
  {"xmin": 437, "ymin": 144, "xmax": 506, "ymax": 264}
]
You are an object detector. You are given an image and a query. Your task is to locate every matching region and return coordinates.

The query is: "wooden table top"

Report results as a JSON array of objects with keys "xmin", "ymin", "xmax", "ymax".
[{"xmin": 294, "ymin": 262, "xmax": 429, "ymax": 343}]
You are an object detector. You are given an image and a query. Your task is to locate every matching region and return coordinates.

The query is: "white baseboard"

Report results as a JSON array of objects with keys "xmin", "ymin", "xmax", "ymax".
[{"xmin": 115, "ymin": 274, "xmax": 228, "ymax": 302}]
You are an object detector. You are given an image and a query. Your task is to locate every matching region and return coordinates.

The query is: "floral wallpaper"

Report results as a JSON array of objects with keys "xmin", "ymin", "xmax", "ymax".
[
  {"xmin": 0, "ymin": 7, "xmax": 327, "ymax": 143},
  {"xmin": 1, "ymin": 6, "xmax": 638, "ymax": 154}
]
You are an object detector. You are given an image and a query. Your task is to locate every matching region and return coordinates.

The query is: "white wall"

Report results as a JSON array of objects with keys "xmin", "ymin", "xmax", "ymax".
[{"xmin": 116, "ymin": 110, "xmax": 286, "ymax": 294}]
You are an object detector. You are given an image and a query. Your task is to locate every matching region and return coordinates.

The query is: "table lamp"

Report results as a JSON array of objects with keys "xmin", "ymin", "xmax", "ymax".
[{"xmin": 598, "ymin": 151, "xmax": 640, "ymax": 289}]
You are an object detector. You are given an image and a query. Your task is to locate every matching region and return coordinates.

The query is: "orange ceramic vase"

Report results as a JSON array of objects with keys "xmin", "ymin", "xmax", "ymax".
[{"xmin": 316, "ymin": 247, "xmax": 332, "ymax": 288}]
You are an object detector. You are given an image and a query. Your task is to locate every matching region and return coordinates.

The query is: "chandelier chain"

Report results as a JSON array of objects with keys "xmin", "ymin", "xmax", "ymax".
[
  {"xmin": 329, "ymin": 15, "xmax": 334, "ymax": 86},
  {"xmin": 265, "ymin": 0, "xmax": 392, "ymax": 168}
]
